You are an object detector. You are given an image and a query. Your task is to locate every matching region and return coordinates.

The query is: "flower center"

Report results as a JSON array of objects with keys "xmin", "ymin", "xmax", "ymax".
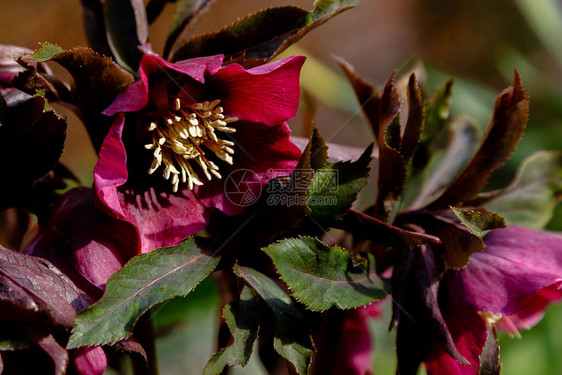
[{"xmin": 144, "ymin": 98, "xmax": 238, "ymax": 192}]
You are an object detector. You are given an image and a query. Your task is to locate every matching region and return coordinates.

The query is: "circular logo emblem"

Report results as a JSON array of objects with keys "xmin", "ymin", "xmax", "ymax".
[{"xmin": 224, "ymin": 169, "xmax": 263, "ymax": 207}]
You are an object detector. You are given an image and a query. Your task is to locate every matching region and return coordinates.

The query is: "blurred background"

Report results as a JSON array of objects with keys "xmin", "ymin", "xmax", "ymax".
[{"xmin": 1, "ymin": 0, "xmax": 562, "ymax": 373}]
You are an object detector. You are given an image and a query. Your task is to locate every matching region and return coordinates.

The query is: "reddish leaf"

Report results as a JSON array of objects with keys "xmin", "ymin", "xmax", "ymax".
[
  {"xmin": 427, "ymin": 71, "xmax": 529, "ymax": 209},
  {"xmin": 406, "ymin": 207, "xmax": 505, "ymax": 269},
  {"xmin": 37, "ymin": 334, "xmax": 68, "ymax": 375},
  {"xmin": 111, "ymin": 336, "xmax": 148, "ymax": 366},
  {"xmin": 392, "ymin": 246, "xmax": 468, "ymax": 375},
  {"xmin": 337, "ymin": 58, "xmax": 407, "ymax": 221},
  {"xmin": 0, "ymin": 246, "xmax": 78, "ymax": 328},
  {"xmin": 341, "ymin": 210, "xmax": 441, "ymax": 248},
  {"xmin": 479, "ymin": 328, "xmax": 501, "ymax": 375},
  {"xmin": 48, "ymin": 46, "xmax": 133, "ymax": 151},
  {"xmin": 0, "ymin": 95, "xmax": 66, "ymax": 211},
  {"xmin": 401, "ymin": 73, "xmax": 424, "ymax": 163},
  {"xmin": 0, "ymin": 44, "xmax": 35, "ymax": 85}
]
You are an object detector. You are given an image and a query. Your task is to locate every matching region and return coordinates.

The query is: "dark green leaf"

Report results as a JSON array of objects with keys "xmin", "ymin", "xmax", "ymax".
[
  {"xmin": 451, "ymin": 207, "xmax": 505, "ymax": 238},
  {"xmin": 164, "ymin": 0, "xmax": 217, "ymax": 59},
  {"xmin": 204, "ymin": 286, "xmax": 259, "ymax": 374},
  {"xmin": 309, "ymin": 127, "xmax": 329, "ymax": 171},
  {"xmin": 169, "ymin": 6, "xmax": 309, "ymax": 63},
  {"xmin": 422, "ymin": 79, "xmax": 454, "ymax": 144},
  {"xmin": 264, "ymin": 237, "xmax": 387, "ymax": 311},
  {"xmin": 235, "ymin": 265, "xmax": 313, "ymax": 375},
  {"xmin": 169, "ymin": 1, "xmax": 359, "ymax": 65},
  {"xmin": 104, "ymin": 0, "xmax": 149, "ymax": 73},
  {"xmin": 146, "ymin": 0, "xmax": 178, "ymax": 24},
  {"xmin": 68, "ymin": 237, "xmax": 220, "ymax": 348},
  {"xmin": 411, "ymin": 79, "xmax": 454, "ymax": 172},
  {"xmin": 428, "ymin": 71, "xmax": 529, "ymax": 209},
  {"xmin": 32, "ymin": 43, "xmax": 63, "ymax": 62},
  {"xmin": 80, "ymin": 0, "xmax": 113, "ymax": 57},
  {"xmin": 306, "ymin": 144, "xmax": 372, "ymax": 226},
  {"xmin": 480, "ymin": 151, "xmax": 562, "ymax": 230}
]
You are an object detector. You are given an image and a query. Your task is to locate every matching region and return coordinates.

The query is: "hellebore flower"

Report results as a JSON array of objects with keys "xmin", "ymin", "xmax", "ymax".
[
  {"xmin": 333, "ymin": 304, "xmax": 381, "ymax": 375},
  {"xmin": 424, "ymin": 226, "xmax": 562, "ymax": 374},
  {"xmin": 26, "ymin": 187, "xmax": 138, "ymax": 295},
  {"xmin": 24, "ymin": 187, "xmax": 139, "ymax": 375},
  {"xmin": 95, "ymin": 53, "xmax": 304, "ymax": 252}
]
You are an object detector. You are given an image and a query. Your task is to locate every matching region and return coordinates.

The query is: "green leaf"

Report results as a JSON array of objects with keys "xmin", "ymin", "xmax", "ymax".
[
  {"xmin": 204, "ymin": 286, "xmax": 259, "ymax": 375},
  {"xmin": 32, "ymin": 43, "xmax": 63, "ymax": 62},
  {"xmin": 422, "ymin": 79, "xmax": 454, "ymax": 144},
  {"xmin": 169, "ymin": 1, "xmax": 359, "ymax": 65},
  {"xmin": 104, "ymin": 0, "xmax": 149, "ymax": 73},
  {"xmin": 68, "ymin": 237, "xmax": 220, "ymax": 348},
  {"xmin": 483, "ymin": 151, "xmax": 562, "ymax": 229},
  {"xmin": 264, "ymin": 237, "xmax": 387, "ymax": 311},
  {"xmin": 451, "ymin": 207, "xmax": 506, "ymax": 238},
  {"xmin": 306, "ymin": 144, "xmax": 372, "ymax": 226},
  {"xmin": 309, "ymin": 127, "xmax": 329, "ymax": 171},
  {"xmin": 235, "ymin": 265, "xmax": 313, "ymax": 375}
]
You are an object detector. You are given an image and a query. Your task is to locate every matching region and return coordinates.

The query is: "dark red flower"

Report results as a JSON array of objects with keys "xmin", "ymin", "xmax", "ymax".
[
  {"xmin": 24, "ymin": 187, "xmax": 140, "ymax": 375},
  {"xmin": 95, "ymin": 53, "xmax": 304, "ymax": 252},
  {"xmin": 424, "ymin": 226, "xmax": 562, "ymax": 374}
]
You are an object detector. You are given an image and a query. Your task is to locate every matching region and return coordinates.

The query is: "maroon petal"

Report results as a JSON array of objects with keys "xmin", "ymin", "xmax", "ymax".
[
  {"xmin": 334, "ymin": 304, "xmax": 381, "ymax": 375},
  {"xmin": 94, "ymin": 114, "xmax": 129, "ymax": 220},
  {"xmin": 497, "ymin": 282, "xmax": 562, "ymax": 331},
  {"xmin": 103, "ymin": 53, "xmax": 224, "ymax": 115},
  {"xmin": 71, "ymin": 346, "xmax": 107, "ymax": 375},
  {"xmin": 448, "ymin": 226, "xmax": 562, "ymax": 316},
  {"xmin": 194, "ymin": 122, "xmax": 301, "ymax": 215},
  {"xmin": 25, "ymin": 188, "xmax": 138, "ymax": 293},
  {"xmin": 115, "ymin": 184, "xmax": 209, "ymax": 253},
  {"xmin": 212, "ymin": 55, "xmax": 305, "ymax": 125},
  {"xmin": 424, "ymin": 302, "xmax": 488, "ymax": 375},
  {"xmin": 37, "ymin": 334, "xmax": 69, "ymax": 375},
  {"xmin": 149, "ymin": 53, "xmax": 223, "ymax": 80},
  {"xmin": 103, "ymin": 80, "xmax": 149, "ymax": 115}
]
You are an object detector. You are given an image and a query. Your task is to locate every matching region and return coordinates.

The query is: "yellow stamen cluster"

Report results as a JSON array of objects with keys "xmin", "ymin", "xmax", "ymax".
[{"xmin": 144, "ymin": 98, "xmax": 238, "ymax": 192}]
